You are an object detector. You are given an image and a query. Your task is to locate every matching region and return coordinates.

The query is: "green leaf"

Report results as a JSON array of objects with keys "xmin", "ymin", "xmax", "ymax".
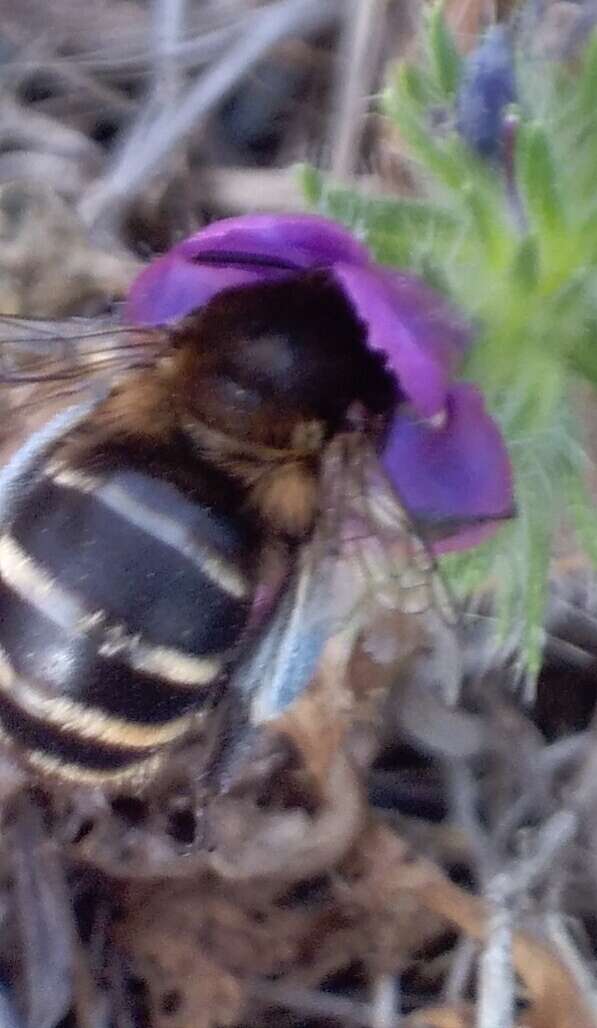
[
  {"xmin": 299, "ymin": 163, "xmax": 322, "ymax": 207},
  {"xmin": 299, "ymin": 165, "xmax": 459, "ymax": 266},
  {"xmin": 504, "ymin": 472, "xmax": 552, "ymax": 695},
  {"xmin": 334, "ymin": 190, "xmax": 451, "ymax": 238},
  {"xmin": 394, "ymin": 110, "xmax": 468, "ymax": 190},
  {"xmin": 577, "ymin": 32, "xmax": 597, "ymax": 117},
  {"xmin": 463, "ymin": 182, "xmax": 510, "ymax": 267},
  {"xmin": 492, "ymin": 548, "xmax": 523, "ymax": 651},
  {"xmin": 568, "ymin": 321, "xmax": 597, "ymax": 388},
  {"xmin": 384, "ymin": 64, "xmax": 435, "ymax": 118},
  {"xmin": 427, "ymin": 2, "xmax": 462, "ymax": 98},
  {"xmin": 510, "ymin": 236, "xmax": 539, "ymax": 293},
  {"xmin": 302, "ymin": 17, "xmax": 597, "ymax": 683},
  {"xmin": 516, "ymin": 121, "xmax": 565, "ymax": 236},
  {"xmin": 441, "ymin": 538, "xmax": 499, "ymax": 600},
  {"xmin": 568, "ymin": 468, "xmax": 597, "ymax": 566}
]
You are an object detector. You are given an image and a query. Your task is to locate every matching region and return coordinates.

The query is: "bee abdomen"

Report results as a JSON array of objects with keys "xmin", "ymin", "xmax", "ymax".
[
  {"xmin": 0, "ymin": 460, "xmax": 256, "ymax": 784},
  {"xmin": 0, "ymin": 681, "xmax": 165, "ymax": 786}
]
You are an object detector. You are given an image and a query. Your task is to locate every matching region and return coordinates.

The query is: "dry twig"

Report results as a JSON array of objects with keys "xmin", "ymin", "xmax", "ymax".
[
  {"xmin": 329, "ymin": 0, "xmax": 389, "ymax": 179},
  {"xmin": 79, "ymin": 0, "xmax": 342, "ymax": 235}
]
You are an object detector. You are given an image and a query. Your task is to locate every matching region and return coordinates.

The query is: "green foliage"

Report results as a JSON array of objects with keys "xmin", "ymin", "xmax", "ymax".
[
  {"xmin": 302, "ymin": 5, "xmax": 597, "ymax": 688},
  {"xmin": 426, "ymin": 2, "xmax": 462, "ymax": 97}
]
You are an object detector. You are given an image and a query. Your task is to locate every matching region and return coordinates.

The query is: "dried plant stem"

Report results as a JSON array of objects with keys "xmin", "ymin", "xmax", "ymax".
[
  {"xmin": 415, "ymin": 865, "xmax": 596, "ymax": 1028},
  {"xmin": 61, "ymin": 22, "xmax": 237, "ymax": 75},
  {"xmin": 443, "ymin": 937, "xmax": 476, "ymax": 1002},
  {"xmin": 152, "ymin": 0, "xmax": 188, "ymax": 105},
  {"xmin": 476, "ymin": 876, "xmax": 515, "ymax": 1028},
  {"xmin": 330, "ymin": 0, "xmax": 388, "ymax": 179},
  {"xmin": 493, "ymin": 731, "xmax": 589, "ymax": 848},
  {"xmin": 201, "ymin": 166, "xmax": 391, "ymax": 213},
  {"xmin": 500, "ymin": 731, "xmax": 597, "ymax": 899},
  {"xmin": 445, "ymin": 759, "xmax": 493, "ymax": 879},
  {"xmin": 79, "ymin": 0, "xmax": 342, "ymax": 236},
  {"xmin": 359, "ymin": 824, "xmax": 596, "ymax": 1028},
  {"xmin": 371, "ymin": 974, "xmax": 401, "ymax": 1028},
  {"xmin": 96, "ymin": 0, "xmax": 189, "ymax": 215},
  {"xmin": 544, "ymin": 913, "xmax": 597, "ymax": 1018},
  {"xmin": 250, "ymin": 980, "xmax": 386, "ymax": 1027}
]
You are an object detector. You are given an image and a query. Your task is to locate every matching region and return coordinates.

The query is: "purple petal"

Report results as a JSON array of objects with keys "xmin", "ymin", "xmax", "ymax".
[
  {"xmin": 332, "ymin": 264, "xmax": 472, "ymax": 416},
  {"xmin": 433, "ymin": 521, "xmax": 503, "ymax": 555},
  {"xmin": 175, "ymin": 213, "xmax": 371, "ymax": 269},
  {"xmin": 125, "ymin": 217, "xmax": 472, "ymax": 415},
  {"xmin": 382, "ymin": 382, "xmax": 513, "ymax": 551},
  {"xmin": 125, "ymin": 213, "xmax": 372, "ymax": 325},
  {"xmin": 125, "ymin": 253, "xmax": 285, "ymax": 325}
]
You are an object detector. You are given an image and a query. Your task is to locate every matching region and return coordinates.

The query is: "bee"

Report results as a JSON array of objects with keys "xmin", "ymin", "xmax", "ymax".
[{"xmin": 0, "ymin": 268, "xmax": 446, "ymax": 794}]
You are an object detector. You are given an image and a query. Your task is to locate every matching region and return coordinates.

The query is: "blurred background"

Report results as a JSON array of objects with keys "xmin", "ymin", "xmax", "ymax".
[
  {"xmin": 0, "ymin": 0, "xmax": 411, "ymax": 245},
  {"xmin": 0, "ymin": 0, "xmax": 429, "ymax": 318}
]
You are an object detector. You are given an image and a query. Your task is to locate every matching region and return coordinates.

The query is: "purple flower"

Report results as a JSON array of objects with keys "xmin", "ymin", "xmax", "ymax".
[
  {"xmin": 126, "ymin": 213, "xmax": 513, "ymax": 550},
  {"xmin": 456, "ymin": 25, "xmax": 517, "ymax": 163},
  {"xmin": 382, "ymin": 383, "xmax": 513, "ymax": 553},
  {"xmin": 126, "ymin": 214, "xmax": 469, "ymax": 419}
]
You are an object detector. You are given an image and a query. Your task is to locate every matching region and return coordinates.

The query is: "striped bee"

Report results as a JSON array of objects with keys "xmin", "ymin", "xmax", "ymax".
[{"xmin": 0, "ymin": 271, "xmax": 446, "ymax": 794}]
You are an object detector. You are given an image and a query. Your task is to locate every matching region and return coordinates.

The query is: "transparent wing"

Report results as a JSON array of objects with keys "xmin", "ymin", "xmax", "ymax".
[
  {"xmin": 231, "ymin": 438, "xmax": 460, "ymax": 725},
  {"xmin": 0, "ymin": 313, "xmax": 167, "ymax": 460},
  {"xmin": 339, "ymin": 436, "xmax": 459, "ymax": 628},
  {"xmin": 230, "ymin": 536, "xmax": 337, "ymax": 723}
]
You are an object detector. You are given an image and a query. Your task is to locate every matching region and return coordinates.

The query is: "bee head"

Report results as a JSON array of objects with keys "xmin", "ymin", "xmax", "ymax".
[{"xmin": 172, "ymin": 271, "xmax": 398, "ymax": 455}]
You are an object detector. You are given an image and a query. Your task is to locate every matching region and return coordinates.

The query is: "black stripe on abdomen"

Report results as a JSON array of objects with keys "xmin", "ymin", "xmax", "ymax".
[
  {"xmin": 0, "ymin": 583, "xmax": 214, "ymax": 725},
  {"xmin": 0, "ymin": 691, "xmax": 151, "ymax": 772},
  {"xmin": 12, "ymin": 476, "xmax": 249, "ymax": 654}
]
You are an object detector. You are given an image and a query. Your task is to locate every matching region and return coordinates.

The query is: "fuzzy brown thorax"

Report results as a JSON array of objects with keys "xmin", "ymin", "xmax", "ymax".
[{"xmin": 56, "ymin": 273, "xmax": 396, "ymax": 537}]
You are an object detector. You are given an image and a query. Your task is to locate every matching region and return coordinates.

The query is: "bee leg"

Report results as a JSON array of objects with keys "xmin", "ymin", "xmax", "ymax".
[
  {"xmin": 8, "ymin": 790, "xmax": 75, "ymax": 1028},
  {"xmin": 214, "ymin": 722, "xmax": 300, "ymax": 798},
  {"xmin": 204, "ymin": 540, "xmax": 336, "ymax": 801},
  {"xmin": 203, "ymin": 685, "xmax": 298, "ymax": 798}
]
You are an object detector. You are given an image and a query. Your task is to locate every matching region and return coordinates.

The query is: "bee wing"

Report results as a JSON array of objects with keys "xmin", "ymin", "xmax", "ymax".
[
  {"xmin": 234, "ymin": 444, "xmax": 464, "ymax": 724},
  {"xmin": 388, "ymin": 527, "xmax": 458, "ymax": 627},
  {"xmin": 0, "ymin": 313, "xmax": 167, "ymax": 458},
  {"xmin": 351, "ymin": 476, "xmax": 459, "ymax": 628},
  {"xmin": 230, "ymin": 540, "xmax": 338, "ymax": 724},
  {"xmin": 231, "ymin": 532, "xmax": 453, "ymax": 727}
]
